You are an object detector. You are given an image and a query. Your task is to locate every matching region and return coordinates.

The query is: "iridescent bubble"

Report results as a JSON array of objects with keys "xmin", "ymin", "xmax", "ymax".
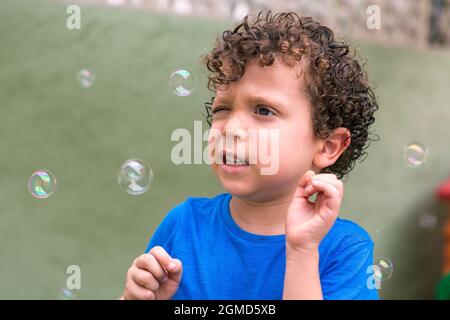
[
  {"xmin": 373, "ymin": 257, "xmax": 394, "ymax": 281},
  {"xmin": 403, "ymin": 143, "xmax": 429, "ymax": 168},
  {"xmin": 118, "ymin": 159, "xmax": 153, "ymax": 195},
  {"xmin": 169, "ymin": 68, "xmax": 196, "ymax": 96},
  {"xmin": 60, "ymin": 288, "xmax": 76, "ymax": 300},
  {"xmin": 28, "ymin": 170, "xmax": 57, "ymax": 199},
  {"xmin": 419, "ymin": 212, "xmax": 438, "ymax": 231},
  {"xmin": 77, "ymin": 69, "xmax": 95, "ymax": 88}
]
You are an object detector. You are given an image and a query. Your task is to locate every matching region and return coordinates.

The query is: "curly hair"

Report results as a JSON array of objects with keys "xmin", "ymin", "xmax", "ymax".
[{"xmin": 201, "ymin": 11, "xmax": 379, "ymax": 179}]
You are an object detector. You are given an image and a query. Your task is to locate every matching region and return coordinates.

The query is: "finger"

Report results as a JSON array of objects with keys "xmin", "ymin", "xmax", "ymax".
[
  {"xmin": 124, "ymin": 280, "xmax": 155, "ymax": 300},
  {"xmin": 305, "ymin": 175, "xmax": 342, "ymax": 197},
  {"xmin": 305, "ymin": 179, "xmax": 341, "ymax": 204},
  {"xmin": 293, "ymin": 170, "xmax": 317, "ymax": 199},
  {"xmin": 135, "ymin": 254, "xmax": 168, "ymax": 283},
  {"xmin": 312, "ymin": 174, "xmax": 344, "ymax": 194},
  {"xmin": 149, "ymin": 246, "xmax": 181, "ymax": 274},
  {"xmin": 298, "ymin": 170, "xmax": 316, "ymax": 188},
  {"xmin": 310, "ymin": 174, "xmax": 341, "ymax": 184},
  {"xmin": 168, "ymin": 258, "xmax": 183, "ymax": 283},
  {"xmin": 131, "ymin": 269, "xmax": 160, "ymax": 292},
  {"xmin": 310, "ymin": 173, "xmax": 339, "ymax": 181},
  {"xmin": 305, "ymin": 174, "xmax": 339, "ymax": 189}
]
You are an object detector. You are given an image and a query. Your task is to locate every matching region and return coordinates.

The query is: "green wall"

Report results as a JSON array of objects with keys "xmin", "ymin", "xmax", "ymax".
[{"xmin": 1, "ymin": 0, "xmax": 450, "ymax": 299}]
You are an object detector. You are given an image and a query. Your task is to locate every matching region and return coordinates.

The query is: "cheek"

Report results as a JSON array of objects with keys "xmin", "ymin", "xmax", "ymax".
[
  {"xmin": 278, "ymin": 128, "xmax": 315, "ymax": 170},
  {"xmin": 207, "ymin": 124, "xmax": 223, "ymax": 158}
]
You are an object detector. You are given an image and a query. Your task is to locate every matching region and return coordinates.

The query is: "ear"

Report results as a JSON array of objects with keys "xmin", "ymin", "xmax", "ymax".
[{"xmin": 313, "ymin": 127, "xmax": 351, "ymax": 170}]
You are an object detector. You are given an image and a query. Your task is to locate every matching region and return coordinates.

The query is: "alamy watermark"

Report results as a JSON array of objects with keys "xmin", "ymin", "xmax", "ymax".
[
  {"xmin": 366, "ymin": 5, "xmax": 381, "ymax": 30},
  {"xmin": 66, "ymin": 264, "xmax": 81, "ymax": 290},
  {"xmin": 170, "ymin": 121, "xmax": 280, "ymax": 175},
  {"xmin": 66, "ymin": 5, "xmax": 81, "ymax": 30}
]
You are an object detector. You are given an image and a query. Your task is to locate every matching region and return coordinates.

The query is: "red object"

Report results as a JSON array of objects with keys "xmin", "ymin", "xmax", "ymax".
[
  {"xmin": 436, "ymin": 177, "xmax": 450, "ymax": 275},
  {"xmin": 436, "ymin": 178, "xmax": 450, "ymax": 200}
]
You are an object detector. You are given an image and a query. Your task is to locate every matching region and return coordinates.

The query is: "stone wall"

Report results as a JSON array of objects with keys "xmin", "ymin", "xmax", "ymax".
[{"xmin": 70, "ymin": 0, "xmax": 450, "ymax": 49}]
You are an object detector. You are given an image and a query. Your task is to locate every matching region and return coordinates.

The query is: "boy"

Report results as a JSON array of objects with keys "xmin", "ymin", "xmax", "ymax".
[{"xmin": 121, "ymin": 11, "xmax": 379, "ymax": 300}]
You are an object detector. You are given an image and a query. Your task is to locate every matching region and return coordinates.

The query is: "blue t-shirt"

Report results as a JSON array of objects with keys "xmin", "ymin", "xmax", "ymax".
[{"xmin": 145, "ymin": 193, "xmax": 379, "ymax": 300}]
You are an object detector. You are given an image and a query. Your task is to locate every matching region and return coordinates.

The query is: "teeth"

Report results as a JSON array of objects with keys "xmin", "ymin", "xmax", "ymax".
[{"xmin": 225, "ymin": 154, "xmax": 247, "ymax": 165}]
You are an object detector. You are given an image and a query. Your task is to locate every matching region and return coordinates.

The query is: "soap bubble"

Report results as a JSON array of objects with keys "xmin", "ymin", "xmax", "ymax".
[
  {"xmin": 403, "ymin": 143, "xmax": 428, "ymax": 168},
  {"xmin": 28, "ymin": 170, "xmax": 57, "ymax": 199},
  {"xmin": 118, "ymin": 159, "xmax": 153, "ymax": 195},
  {"xmin": 373, "ymin": 257, "xmax": 393, "ymax": 281},
  {"xmin": 77, "ymin": 69, "xmax": 95, "ymax": 88},
  {"xmin": 419, "ymin": 212, "xmax": 438, "ymax": 231},
  {"xmin": 169, "ymin": 68, "xmax": 196, "ymax": 96},
  {"xmin": 59, "ymin": 288, "xmax": 76, "ymax": 300}
]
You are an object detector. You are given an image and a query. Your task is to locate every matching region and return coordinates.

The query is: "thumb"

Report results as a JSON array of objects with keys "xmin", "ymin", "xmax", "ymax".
[
  {"xmin": 291, "ymin": 170, "xmax": 316, "ymax": 205},
  {"xmin": 287, "ymin": 171, "xmax": 316, "ymax": 221},
  {"xmin": 167, "ymin": 258, "xmax": 183, "ymax": 283},
  {"xmin": 158, "ymin": 259, "xmax": 183, "ymax": 300}
]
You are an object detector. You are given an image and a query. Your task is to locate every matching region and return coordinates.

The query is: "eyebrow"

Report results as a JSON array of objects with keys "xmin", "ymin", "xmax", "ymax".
[{"xmin": 213, "ymin": 93, "xmax": 287, "ymax": 111}]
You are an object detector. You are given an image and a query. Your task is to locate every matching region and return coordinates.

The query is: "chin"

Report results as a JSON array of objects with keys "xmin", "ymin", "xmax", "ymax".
[
  {"xmin": 218, "ymin": 176, "xmax": 254, "ymax": 197},
  {"xmin": 210, "ymin": 163, "xmax": 288, "ymax": 200}
]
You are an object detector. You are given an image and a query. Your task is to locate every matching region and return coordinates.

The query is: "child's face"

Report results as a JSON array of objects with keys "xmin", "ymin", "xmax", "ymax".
[{"xmin": 208, "ymin": 56, "xmax": 330, "ymax": 201}]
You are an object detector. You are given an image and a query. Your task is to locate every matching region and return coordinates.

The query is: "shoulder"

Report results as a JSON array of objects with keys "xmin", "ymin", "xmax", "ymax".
[
  {"xmin": 321, "ymin": 217, "xmax": 374, "ymax": 256},
  {"xmin": 319, "ymin": 218, "xmax": 378, "ymax": 300}
]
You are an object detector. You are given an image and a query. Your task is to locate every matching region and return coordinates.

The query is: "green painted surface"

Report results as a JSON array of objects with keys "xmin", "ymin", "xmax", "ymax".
[{"xmin": 1, "ymin": 0, "xmax": 450, "ymax": 299}]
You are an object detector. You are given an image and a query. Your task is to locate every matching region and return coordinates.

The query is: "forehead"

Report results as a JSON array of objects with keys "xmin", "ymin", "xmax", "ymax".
[{"xmin": 215, "ymin": 55, "xmax": 309, "ymax": 103}]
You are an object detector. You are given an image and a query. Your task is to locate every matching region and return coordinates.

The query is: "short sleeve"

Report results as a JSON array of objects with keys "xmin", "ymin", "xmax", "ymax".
[
  {"xmin": 320, "ymin": 240, "xmax": 379, "ymax": 300},
  {"xmin": 143, "ymin": 201, "xmax": 186, "ymax": 254}
]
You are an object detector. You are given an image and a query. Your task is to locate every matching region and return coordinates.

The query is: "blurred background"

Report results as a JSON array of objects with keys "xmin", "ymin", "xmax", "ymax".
[{"xmin": 1, "ymin": 0, "xmax": 450, "ymax": 299}]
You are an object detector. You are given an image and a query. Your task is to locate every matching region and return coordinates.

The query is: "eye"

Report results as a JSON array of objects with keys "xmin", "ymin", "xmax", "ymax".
[
  {"xmin": 211, "ymin": 107, "xmax": 224, "ymax": 115},
  {"xmin": 211, "ymin": 106, "xmax": 229, "ymax": 114},
  {"xmin": 255, "ymin": 105, "xmax": 275, "ymax": 116}
]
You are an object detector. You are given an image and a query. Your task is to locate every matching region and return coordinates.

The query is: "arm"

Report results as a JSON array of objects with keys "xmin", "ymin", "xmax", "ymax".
[
  {"xmin": 284, "ymin": 171, "xmax": 343, "ymax": 300},
  {"xmin": 283, "ymin": 246, "xmax": 322, "ymax": 300}
]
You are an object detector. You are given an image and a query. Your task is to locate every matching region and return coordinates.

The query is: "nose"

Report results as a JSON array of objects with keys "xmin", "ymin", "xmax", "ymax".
[
  {"xmin": 223, "ymin": 123, "xmax": 248, "ymax": 159},
  {"xmin": 225, "ymin": 127, "xmax": 247, "ymax": 141},
  {"xmin": 223, "ymin": 114, "xmax": 248, "ymax": 141}
]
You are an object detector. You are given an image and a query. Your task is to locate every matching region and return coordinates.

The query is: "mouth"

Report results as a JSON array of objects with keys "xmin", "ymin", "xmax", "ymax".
[{"xmin": 222, "ymin": 151, "xmax": 249, "ymax": 166}]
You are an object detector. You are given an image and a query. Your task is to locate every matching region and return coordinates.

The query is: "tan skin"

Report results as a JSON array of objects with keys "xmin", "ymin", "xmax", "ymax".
[{"xmin": 120, "ymin": 55, "xmax": 350, "ymax": 300}]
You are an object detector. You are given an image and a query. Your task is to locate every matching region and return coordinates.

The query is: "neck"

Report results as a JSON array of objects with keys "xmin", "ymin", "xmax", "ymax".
[{"xmin": 229, "ymin": 191, "xmax": 294, "ymax": 236}]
